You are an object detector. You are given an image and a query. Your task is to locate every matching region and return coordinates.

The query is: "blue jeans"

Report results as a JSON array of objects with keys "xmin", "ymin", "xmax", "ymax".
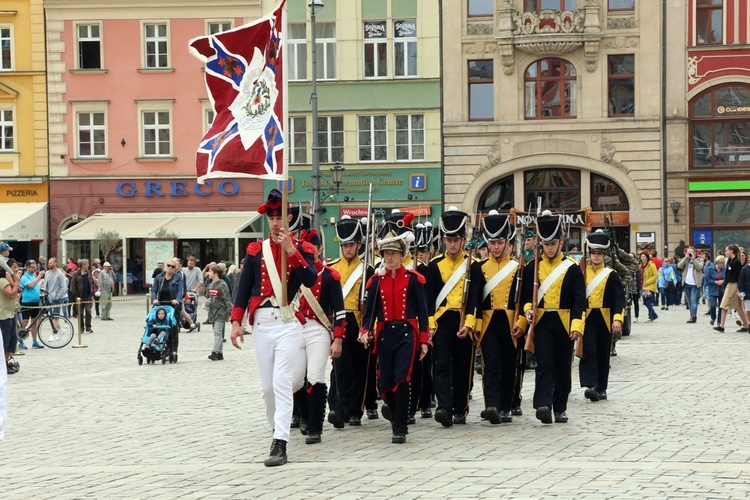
[
  {"xmin": 49, "ymin": 298, "xmax": 68, "ymax": 318},
  {"xmin": 643, "ymin": 292, "xmax": 658, "ymax": 320},
  {"xmin": 683, "ymin": 284, "xmax": 700, "ymax": 318}
]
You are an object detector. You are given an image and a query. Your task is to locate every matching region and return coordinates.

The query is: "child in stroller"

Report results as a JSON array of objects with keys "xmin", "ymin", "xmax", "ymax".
[
  {"xmin": 138, "ymin": 305, "xmax": 178, "ymax": 365},
  {"xmin": 181, "ymin": 292, "xmax": 200, "ymax": 332}
]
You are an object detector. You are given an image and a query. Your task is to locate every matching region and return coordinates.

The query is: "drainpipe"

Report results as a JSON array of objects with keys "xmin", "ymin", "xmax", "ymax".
[
  {"xmin": 439, "ymin": 0, "xmax": 445, "ymax": 214},
  {"xmin": 661, "ymin": 0, "xmax": 669, "ymax": 257}
]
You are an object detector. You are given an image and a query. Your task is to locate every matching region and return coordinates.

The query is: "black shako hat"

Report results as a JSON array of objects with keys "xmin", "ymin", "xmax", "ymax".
[
  {"xmin": 289, "ymin": 204, "xmax": 304, "ymax": 233},
  {"xmin": 377, "ymin": 212, "xmax": 415, "ymax": 254},
  {"xmin": 257, "ymin": 189, "xmax": 290, "ymax": 217},
  {"xmin": 482, "ymin": 210, "xmax": 514, "ymax": 242},
  {"xmin": 336, "ymin": 215, "xmax": 363, "ymax": 244},
  {"xmin": 586, "ymin": 229, "xmax": 610, "ymax": 251},
  {"xmin": 440, "ymin": 206, "xmax": 469, "ymax": 238},
  {"xmin": 414, "ymin": 223, "xmax": 430, "ymax": 251},
  {"xmin": 536, "ymin": 210, "xmax": 564, "ymax": 243}
]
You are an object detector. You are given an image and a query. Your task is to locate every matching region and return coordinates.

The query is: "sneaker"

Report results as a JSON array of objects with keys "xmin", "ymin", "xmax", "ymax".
[
  {"xmin": 189, "ymin": 324, "xmax": 197, "ymax": 332},
  {"xmin": 713, "ymin": 326, "xmax": 725, "ymax": 333},
  {"xmin": 32, "ymin": 342, "xmax": 45, "ymax": 349},
  {"xmin": 48, "ymin": 335, "xmax": 58, "ymax": 343},
  {"xmin": 737, "ymin": 328, "xmax": 749, "ymax": 333},
  {"xmin": 633, "ymin": 318, "xmax": 638, "ymax": 323},
  {"xmin": 17, "ymin": 342, "xmax": 27, "ymax": 350}
]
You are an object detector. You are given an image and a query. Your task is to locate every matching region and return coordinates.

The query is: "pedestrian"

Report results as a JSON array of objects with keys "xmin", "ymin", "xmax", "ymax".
[
  {"xmin": 98, "ymin": 262, "xmax": 116, "ymax": 321},
  {"xmin": 657, "ymin": 259, "xmax": 677, "ymax": 310},
  {"xmin": 206, "ymin": 264, "xmax": 231, "ymax": 361},
  {"xmin": 69, "ymin": 259, "xmax": 95, "ymax": 333},
  {"xmin": 628, "ymin": 252, "xmax": 641, "ymax": 322},
  {"xmin": 520, "ymin": 211, "xmax": 586, "ymax": 424},
  {"xmin": 359, "ymin": 217, "xmax": 429, "ymax": 443},
  {"xmin": 677, "ymin": 246, "xmax": 704, "ymax": 323},
  {"xmin": 152, "ymin": 261, "xmax": 165, "ymax": 280},
  {"xmin": 19, "ymin": 259, "xmax": 45, "ymax": 349},
  {"xmin": 180, "ymin": 257, "xmax": 202, "ymax": 331},
  {"xmin": 151, "ymin": 258, "xmax": 185, "ymax": 359},
  {"xmin": 0, "ymin": 243, "xmax": 13, "ymax": 276},
  {"xmin": 327, "ymin": 215, "xmax": 376, "ymax": 428},
  {"xmin": 714, "ymin": 244, "xmax": 749, "ymax": 332},
  {"xmin": 91, "ymin": 260, "xmax": 101, "ymax": 318},
  {"xmin": 43, "ymin": 258, "xmax": 69, "ymax": 318},
  {"xmin": 229, "ymin": 189, "xmax": 317, "ymax": 467},
  {"xmin": 640, "ymin": 252, "xmax": 658, "ymax": 322},
  {"xmin": 143, "ymin": 307, "xmax": 170, "ymax": 348},
  {"xmin": 579, "ymin": 230, "xmax": 626, "ymax": 402},
  {"xmin": 37, "ymin": 256, "xmax": 46, "ymax": 271},
  {"xmin": 739, "ymin": 250, "xmax": 750, "ymax": 332},
  {"xmin": 705, "ymin": 256, "xmax": 725, "ymax": 326},
  {"xmin": 425, "ymin": 208, "xmax": 481, "ymax": 427},
  {"xmin": 471, "ymin": 211, "xmax": 525, "ymax": 424},
  {"xmin": 1, "ymin": 264, "xmax": 19, "ymax": 373},
  {"xmin": 65, "ymin": 266, "xmax": 76, "ymax": 317},
  {"xmin": 66, "ymin": 257, "xmax": 78, "ymax": 273}
]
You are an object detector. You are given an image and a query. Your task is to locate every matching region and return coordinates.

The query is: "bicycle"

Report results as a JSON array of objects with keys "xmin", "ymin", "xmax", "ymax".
[{"xmin": 16, "ymin": 291, "xmax": 76, "ymax": 349}]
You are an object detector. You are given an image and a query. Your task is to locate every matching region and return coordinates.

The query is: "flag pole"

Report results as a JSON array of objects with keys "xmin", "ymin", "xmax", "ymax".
[{"xmin": 280, "ymin": 0, "xmax": 290, "ymax": 310}]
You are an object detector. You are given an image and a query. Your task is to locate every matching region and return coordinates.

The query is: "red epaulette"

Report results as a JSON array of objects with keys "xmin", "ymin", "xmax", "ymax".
[
  {"xmin": 247, "ymin": 241, "xmax": 262, "ymax": 256},
  {"xmin": 300, "ymin": 240, "xmax": 316, "ymax": 254},
  {"xmin": 326, "ymin": 266, "xmax": 341, "ymax": 282},
  {"xmin": 366, "ymin": 273, "xmax": 379, "ymax": 289},
  {"xmin": 407, "ymin": 269, "xmax": 426, "ymax": 285}
]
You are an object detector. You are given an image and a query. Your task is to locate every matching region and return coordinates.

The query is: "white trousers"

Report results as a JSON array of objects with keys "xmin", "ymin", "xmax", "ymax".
[
  {"xmin": 293, "ymin": 320, "xmax": 331, "ymax": 387},
  {"xmin": 253, "ymin": 308, "xmax": 304, "ymax": 442}
]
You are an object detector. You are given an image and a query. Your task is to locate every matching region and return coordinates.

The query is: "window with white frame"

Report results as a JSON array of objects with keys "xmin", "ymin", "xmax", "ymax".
[
  {"xmin": 76, "ymin": 111, "xmax": 106, "ymax": 157},
  {"xmin": 289, "ymin": 116, "xmax": 307, "ymax": 164},
  {"xmin": 364, "ymin": 21, "xmax": 387, "ymax": 78},
  {"xmin": 358, "ymin": 115, "xmax": 387, "ymax": 162},
  {"xmin": 144, "ymin": 23, "xmax": 169, "ymax": 69},
  {"xmin": 77, "ymin": 24, "xmax": 102, "ymax": 69},
  {"xmin": 394, "ymin": 20, "xmax": 417, "ymax": 77},
  {"xmin": 395, "ymin": 114, "xmax": 424, "ymax": 161},
  {"xmin": 140, "ymin": 108, "xmax": 172, "ymax": 157},
  {"xmin": 204, "ymin": 108, "xmax": 215, "ymax": 133},
  {"xmin": 0, "ymin": 109, "xmax": 13, "ymax": 151},
  {"xmin": 318, "ymin": 116, "xmax": 343, "ymax": 163},
  {"xmin": 288, "ymin": 23, "xmax": 307, "ymax": 81},
  {"xmin": 0, "ymin": 27, "xmax": 12, "ymax": 71},
  {"xmin": 316, "ymin": 22, "xmax": 336, "ymax": 80},
  {"xmin": 207, "ymin": 21, "xmax": 232, "ymax": 35}
]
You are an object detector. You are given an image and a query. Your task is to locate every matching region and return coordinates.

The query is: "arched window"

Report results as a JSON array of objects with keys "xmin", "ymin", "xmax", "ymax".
[
  {"xmin": 591, "ymin": 173, "xmax": 629, "ymax": 211},
  {"xmin": 524, "ymin": 168, "xmax": 580, "ymax": 211},
  {"xmin": 477, "ymin": 174, "xmax": 513, "ymax": 213},
  {"xmin": 690, "ymin": 84, "xmax": 750, "ymax": 169},
  {"xmin": 525, "ymin": 58, "xmax": 577, "ymax": 119}
]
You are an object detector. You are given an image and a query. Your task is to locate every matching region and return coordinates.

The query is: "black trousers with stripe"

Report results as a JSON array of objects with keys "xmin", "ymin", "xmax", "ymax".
[{"xmin": 432, "ymin": 310, "xmax": 475, "ymax": 417}]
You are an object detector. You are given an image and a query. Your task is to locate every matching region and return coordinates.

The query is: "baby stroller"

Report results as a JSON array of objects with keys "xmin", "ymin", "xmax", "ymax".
[
  {"xmin": 180, "ymin": 292, "xmax": 200, "ymax": 332},
  {"xmin": 138, "ymin": 305, "xmax": 178, "ymax": 365}
]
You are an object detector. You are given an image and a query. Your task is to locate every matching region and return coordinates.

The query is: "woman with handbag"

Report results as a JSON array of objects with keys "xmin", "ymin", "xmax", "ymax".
[
  {"xmin": 640, "ymin": 252, "xmax": 658, "ymax": 321},
  {"xmin": 658, "ymin": 259, "xmax": 677, "ymax": 310}
]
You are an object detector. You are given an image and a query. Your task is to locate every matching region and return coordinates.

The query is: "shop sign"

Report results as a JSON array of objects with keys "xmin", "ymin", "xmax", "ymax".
[
  {"xmin": 693, "ymin": 230, "xmax": 712, "ymax": 246},
  {"xmin": 116, "ymin": 180, "xmax": 239, "ymax": 197},
  {"xmin": 636, "ymin": 232, "xmax": 655, "ymax": 244},
  {"xmin": 511, "ymin": 208, "xmax": 591, "ymax": 229},
  {"xmin": 587, "ymin": 211, "xmax": 629, "ymax": 227},
  {"xmin": 0, "ymin": 182, "xmax": 48, "ymax": 203},
  {"xmin": 341, "ymin": 205, "xmax": 432, "ymax": 218}
]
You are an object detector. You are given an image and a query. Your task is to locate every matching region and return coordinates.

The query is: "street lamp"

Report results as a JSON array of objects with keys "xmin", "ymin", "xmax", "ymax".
[
  {"xmin": 669, "ymin": 200, "xmax": 681, "ymax": 223},
  {"xmin": 310, "ymin": 0, "xmax": 324, "ymax": 232},
  {"xmin": 330, "ymin": 162, "xmax": 344, "ymax": 195}
]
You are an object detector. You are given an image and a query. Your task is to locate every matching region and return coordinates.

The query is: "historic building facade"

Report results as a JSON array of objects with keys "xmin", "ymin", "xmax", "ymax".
[{"xmin": 443, "ymin": 0, "xmax": 662, "ymax": 252}]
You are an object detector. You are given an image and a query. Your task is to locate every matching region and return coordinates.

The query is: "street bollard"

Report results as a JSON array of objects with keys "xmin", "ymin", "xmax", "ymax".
[{"xmin": 71, "ymin": 297, "xmax": 88, "ymax": 349}]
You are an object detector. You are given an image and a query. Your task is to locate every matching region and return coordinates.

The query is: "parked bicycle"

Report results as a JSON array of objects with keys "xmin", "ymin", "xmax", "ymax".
[{"xmin": 16, "ymin": 291, "xmax": 75, "ymax": 349}]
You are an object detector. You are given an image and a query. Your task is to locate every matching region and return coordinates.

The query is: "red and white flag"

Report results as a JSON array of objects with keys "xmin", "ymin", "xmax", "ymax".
[{"xmin": 189, "ymin": 0, "xmax": 286, "ymax": 182}]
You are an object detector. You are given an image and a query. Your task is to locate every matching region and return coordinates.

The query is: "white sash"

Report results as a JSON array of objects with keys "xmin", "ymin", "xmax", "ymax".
[
  {"xmin": 262, "ymin": 239, "xmax": 294, "ymax": 322},
  {"xmin": 586, "ymin": 267, "xmax": 613, "ymax": 299},
  {"xmin": 483, "ymin": 260, "xmax": 519, "ymax": 302},
  {"xmin": 341, "ymin": 263, "xmax": 364, "ymax": 300},
  {"xmin": 537, "ymin": 259, "xmax": 574, "ymax": 305},
  {"xmin": 436, "ymin": 256, "xmax": 468, "ymax": 311},
  {"xmin": 301, "ymin": 270, "xmax": 332, "ymax": 331}
]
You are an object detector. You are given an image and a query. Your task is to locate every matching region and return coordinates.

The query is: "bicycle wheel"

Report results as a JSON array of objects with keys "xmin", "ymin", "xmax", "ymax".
[{"xmin": 37, "ymin": 314, "xmax": 76, "ymax": 349}]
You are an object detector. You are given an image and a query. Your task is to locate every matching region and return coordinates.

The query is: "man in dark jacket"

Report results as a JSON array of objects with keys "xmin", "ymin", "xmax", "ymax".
[{"xmin": 69, "ymin": 259, "xmax": 95, "ymax": 333}]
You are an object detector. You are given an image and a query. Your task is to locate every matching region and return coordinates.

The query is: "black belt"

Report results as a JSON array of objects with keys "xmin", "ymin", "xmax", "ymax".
[{"xmin": 258, "ymin": 298, "xmax": 279, "ymax": 309}]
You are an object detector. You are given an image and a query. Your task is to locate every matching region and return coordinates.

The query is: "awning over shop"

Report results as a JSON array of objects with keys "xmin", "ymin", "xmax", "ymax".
[{"xmin": 0, "ymin": 202, "xmax": 47, "ymax": 241}]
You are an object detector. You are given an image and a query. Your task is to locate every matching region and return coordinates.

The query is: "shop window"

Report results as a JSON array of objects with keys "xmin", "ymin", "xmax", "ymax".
[
  {"xmin": 690, "ymin": 85, "xmax": 750, "ymax": 169},
  {"xmin": 358, "ymin": 115, "xmax": 387, "ymax": 162},
  {"xmin": 609, "ymin": 0, "xmax": 635, "ymax": 10},
  {"xmin": 696, "ymin": 0, "xmax": 723, "ymax": 45},
  {"xmin": 608, "ymin": 55, "xmax": 635, "ymax": 116},
  {"xmin": 524, "ymin": 168, "xmax": 581, "ymax": 211},
  {"xmin": 469, "ymin": 60, "xmax": 494, "ymax": 121},
  {"xmin": 591, "ymin": 173, "xmax": 629, "ymax": 211},
  {"xmin": 318, "ymin": 116, "xmax": 344, "ymax": 164},
  {"xmin": 288, "ymin": 23, "xmax": 307, "ymax": 81},
  {"xmin": 469, "ymin": 0, "xmax": 494, "ymax": 17},
  {"xmin": 77, "ymin": 24, "xmax": 102, "ymax": 69},
  {"xmin": 692, "ymin": 198, "xmax": 750, "ymax": 255},
  {"xmin": 477, "ymin": 175, "xmax": 514, "ymax": 213},
  {"xmin": 525, "ymin": 58, "xmax": 577, "ymax": 119},
  {"xmin": 524, "ymin": 0, "xmax": 577, "ymax": 11},
  {"xmin": 394, "ymin": 20, "xmax": 417, "ymax": 77}
]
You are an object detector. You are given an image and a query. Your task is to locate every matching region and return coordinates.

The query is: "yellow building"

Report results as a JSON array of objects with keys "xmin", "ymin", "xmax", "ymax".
[{"xmin": 0, "ymin": 0, "xmax": 49, "ymax": 260}]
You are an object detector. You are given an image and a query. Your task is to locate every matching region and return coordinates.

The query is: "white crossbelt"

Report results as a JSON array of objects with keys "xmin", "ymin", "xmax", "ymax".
[
  {"xmin": 586, "ymin": 267, "xmax": 612, "ymax": 298},
  {"xmin": 262, "ymin": 239, "xmax": 294, "ymax": 322},
  {"xmin": 483, "ymin": 260, "xmax": 519, "ymax": 302},
  {"xmin": 341, "ymin": 263, "xmax": 364, "ymax": 300},
  {"xmin": 301, "ymin": 281, "xmax": 333, "ymax": 332},
  {"xmin": 435, "ymin": 256, "xmax": 468, "ymax": 311},
  {"xmin": 537, "ymin": 259, "xmax": 574, "ymax": 305}
]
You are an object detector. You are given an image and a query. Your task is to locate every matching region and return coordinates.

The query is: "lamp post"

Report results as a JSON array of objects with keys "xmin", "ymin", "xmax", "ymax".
[
  {"xmin": 669, "ymin": 200, "xmax": 681, "ymax": 223},
  {"xmin": 330, "ymin": 162, "xmax": 344, "ymax": 195},
  {"xmin": 310, "ymin": 0, "xmax": 324, "ymax": 232}
]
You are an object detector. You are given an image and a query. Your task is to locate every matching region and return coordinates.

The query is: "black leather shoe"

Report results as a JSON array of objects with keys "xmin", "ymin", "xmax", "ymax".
[
  {"xmin": 452, "ymin": 414, "xmax": 466, "ymax": 425},
  {"xmin": 554, "ymin": 412, "xmax": 569, "ymax": 423},
  {"xmin": 511, "ymin": 406, "xmax": 523, "ymax": 416},
  {"xmin": 305, "ymin": 432, "xmax": 321, "ymax": 445},
  {"xmin": 713, "ymin": 326, "xmax": 725, "ymax": 333},
  {"xmin": 264, "ymin": 439, "xmax": 288, "ymax": 467},
  {"xmin": 598, "ymin": 391, "xmax": 608, "ymax": 400},
  {"xmin": 392, "ymin": 434, "xmax": 406, "ymax": 444},
  {"xmin": 434, "ymin": 408, "xmax": 453, "ymax": 427},
  {"xmin": 380, "ymin": 404, "xmax": 391, "ymax": 422},
  {"xmin": 291, "ymin": 415, "xmax": 300, "ymax": 428},
  {"xmin": 366, "ymin": 408, "xmax": 379, "ymax": 420},
  {"xmin": 407, "ymin": 415, "xmax": 416, "ymax": 425},
  {"xmin": 327, "ymin": 411, "xmax": 345, "ymax": 429},
  {"xmin": 348, "ymin": 416, "xmax": 361, "ymax": 426},
  {"xmin": 535, "ymin": 406, "xmax": 552, "ymax": 424},
  {"xmin": 499, "ymin": 410, "xmax": 513, "ymax": 423},
  {"xmin": 584, "ymin": 387, "xmax": 600, "ymax": 402},
  {"xmin": 738, "ymin": 328, "xmax": 749, "ymax": 333},
  {"xmin": 420, "ymin": 408, "xmax": 432, "ymax": 419},
  {"xmin": 484, "ymin": 407, "xmax": 501, "ymax": 424},
  {"xmin": 299, "ymin": 419, "xmax": 308, "ymax": 436},
  {"xmin": 610, "ymin": 346, "xmax": 617, "ymax": 357}
]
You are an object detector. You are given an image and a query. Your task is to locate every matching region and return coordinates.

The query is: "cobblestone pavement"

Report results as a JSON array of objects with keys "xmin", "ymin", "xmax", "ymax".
[{"xmin": 2, "ymin": 297, "xmax": 750, "ymax": 498}]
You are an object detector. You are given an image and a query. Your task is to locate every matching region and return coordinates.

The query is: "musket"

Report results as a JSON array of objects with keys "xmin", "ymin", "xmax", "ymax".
[
  {"xmin": 524, "ymin": 197, "xmax": 542, "ymax": 354},
  {"xmin": 359, "ymin": 183, "xmax": 373, "ymax": 309},
  {"xmin": 511, "ymin": 209, "xmax": 528, "ymax": 348},
  {"xmin": 460, "ymin": 213, "xmax": 479, "ymax": 338}
]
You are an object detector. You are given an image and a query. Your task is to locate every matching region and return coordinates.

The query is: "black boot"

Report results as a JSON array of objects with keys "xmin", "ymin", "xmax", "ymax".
[
  {"xmin": 306, "ymin": 383, "xmax": 327, "ymax": 445},
  {"xmin": 391, "ymin": 383, "xmax": 410, "ymax": 443},
  {"xmin": 264, "ymin": 439, "xmax": 287, "ymax": 467},
  {"xmin": 293, "ymin": 388, "xmax": 309, "ymax": 436}
]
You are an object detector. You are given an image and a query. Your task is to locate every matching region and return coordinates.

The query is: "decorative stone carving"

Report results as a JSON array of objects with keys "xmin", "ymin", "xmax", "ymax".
[
  {"xmin": 467, "ymin": 22, "xmax": 494, "ymax": 36},
  {"xmin": 584, "ymin": 39, "xmax": 600, "ymax": 73},
  {"xmin": 607, "ymin": 17, "xmax": 635, "ymax": 30},
  {"xmin": 499, "ymin": 43, "xmax": 514, "ymax": 75},
  {"xmin": 604, "ymin": 36, "xmax": 639, "ymax": 49},
  {"xmin": 687, "ymin": 56, "xmax": 699, "ymax": 85},
  {"xmin": 474, "ymin": 141, "xmax": 503, "ymax": 178},
  {"xmin": 600, "ymin": 138, "xmax": 629, "ymax": 174},
  {"xmin": 512, "ymin": 10, "xmax": 584, "ymax": 36},
  {"xmin": 464, "ymin": 41, "xmax": 496, "ymax": 57},
  {"xmin": 515, "ymin": 40, "xmax": 584, "ymax": 56}
]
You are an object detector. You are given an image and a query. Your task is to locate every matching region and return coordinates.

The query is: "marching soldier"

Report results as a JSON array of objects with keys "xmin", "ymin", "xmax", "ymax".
[
  {"xmin": 517, "ymin": 211, "xmax": 586, "ymax": 425},
  {"xmin": 426, "ymin": 208, "xmax": 481, "ymax": 427},
  {"xmin": 327, "ymin": 216, "xmax": 375, "ymax": 427},
  {"xmin": 359, "ymin": 214, "xmax": 430, "ymax": 444},
  {"xmin": 471, "ymin": 211, "xmax": 527, "ymax": 424},
  {"xmin": 580, "ymin": 230, "xmax": 626, "ymax": 402}
]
